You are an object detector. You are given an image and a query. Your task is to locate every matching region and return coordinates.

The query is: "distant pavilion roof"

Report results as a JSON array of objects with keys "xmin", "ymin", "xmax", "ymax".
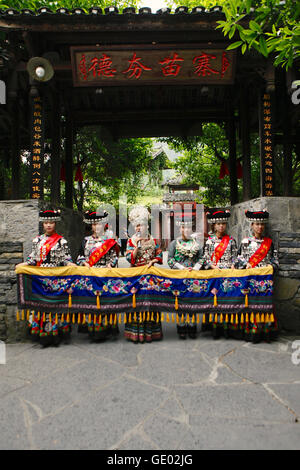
[{"xmin": 163, "ymin": 192, "xmax": 199, "ymax": 202}]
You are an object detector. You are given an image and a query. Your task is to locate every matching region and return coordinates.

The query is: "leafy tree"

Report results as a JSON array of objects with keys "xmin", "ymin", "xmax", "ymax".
[
  {"xmin": 67, "ymin": 126, "xmax": 154, "ymax": 211},
  {"xmin": 168, "ymin": 0, "xmax": 300, "ymax": 69},
  {"xmin": 217, "ymin": 0, "xmax": 300, "ymax": 70},
  {"xmin": 160, "ymin": 124, "xmax": 236, "ymax": 206},
  {"xmin": 160, "ymin": 121, "xmax": 300, "ymax": 206},
  {"xmin": 0, "ymin": 0, "xmax": 137, "ymax": 12}
]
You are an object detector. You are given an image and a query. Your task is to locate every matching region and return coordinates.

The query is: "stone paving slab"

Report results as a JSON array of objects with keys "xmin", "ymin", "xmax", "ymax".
[
  {"xmin": 0, "ymin": 375, "xmax": 31, "ymax": 399},
  {"xmin": 142, "ymin": 413, "xmax": 189, "ymax": 450},
  {"xmin": 15, "ymin": 358, "xmax": 126, "ymax": 421},
  {"xmin": 174, "ymin": 383, "xmax": 295, "ymax": 423},
  {"xmin": 0, "ymin": 326, "xmax": 299, "ymax": 450},
  {"xmin": 0, "ymin": 394, "xmax": 31, "ymax": 450},
  {"xmin": 222, "ymin": 344, "xmax": 300, "ymax": 384},
  {"xmin": 179, "ymin": 417, "xmax": 300, "ymax": 450},
  {"xmin": 267, "ymin": 383, "xmax": 300, "ymax": 417},
  {"xmin": 31, "ymin": 376, "xmax": 166, "ymax": 450}
]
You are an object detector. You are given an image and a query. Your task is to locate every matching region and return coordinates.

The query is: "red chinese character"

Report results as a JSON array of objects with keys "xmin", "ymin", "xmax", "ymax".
[
  {"xmin": 88, "ymin": 54, "xmax": 117, "ymax": 78},
  {"xmin": 79, "ymin": 54, "xmax": 87, "ymax": 80},
  {"xmin": 122, "ymin": 53, "xmax": 152, "ymax": 79},
  {"xmin": 193, "ymin": 53, "xmax": 219, "ymax": 77},
  {"xmin": 221, "ymin": 51, "xmax": 230, "ymax": 78},
  {"xmin": 159, "ymin": 53, "xmax": 184, "ymax": 77}
]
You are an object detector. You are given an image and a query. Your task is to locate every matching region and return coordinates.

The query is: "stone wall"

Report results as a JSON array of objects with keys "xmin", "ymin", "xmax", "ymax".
[
  {"xmin": 0, "ymin": 242, "xmax": 25, "ymax": 342},
  {"xmin": 0, "ymin": 200, "xmax": 40, "ymax": 261},
  {"xmin": 0, "ymin": 200, "xmax": 85, "ymax": 342},
  {"xmin": 0, "ymin": 199, "xmax": 84, "ymax": 263},
  {"xmin": 228, "ymin": 197, "xmax": 300, "ymax": 334}
]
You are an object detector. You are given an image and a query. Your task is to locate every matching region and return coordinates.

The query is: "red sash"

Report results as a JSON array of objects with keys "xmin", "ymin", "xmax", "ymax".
[
  {"xmin": 248, "ymin": 237, "xmax": 272, "ymax": 268},
  {"xmin": 88, "ymin": 238, "xmax": 117, "ymax": 267},
  {"xmin": 211, "ymin": 235, "xmax": 230, "ymax": 265},
  {"xmin": 37, "ymin": 233, "xmax": 62, "ymax": 266}
]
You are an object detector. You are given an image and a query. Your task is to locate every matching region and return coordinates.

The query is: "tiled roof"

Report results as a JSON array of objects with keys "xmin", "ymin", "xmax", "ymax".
[
  {"xmin": 0, "ymin": 6, "xmax": 228, "ymax": 17},
  {"xmin": 163, "ymin": 192, "xmax": 198, "ymax": 202}
]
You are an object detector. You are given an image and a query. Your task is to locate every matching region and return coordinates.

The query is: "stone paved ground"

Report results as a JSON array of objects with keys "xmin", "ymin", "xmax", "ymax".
[
  {"xmin": 1, "ymin": 327, "xmax": 300, "ymax": 450},
  {"xmin": 1, "ymin": 255, "xmax": 300, "ymax": 450}
]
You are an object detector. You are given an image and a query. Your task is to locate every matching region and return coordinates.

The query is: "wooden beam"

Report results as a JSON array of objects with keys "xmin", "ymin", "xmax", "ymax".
[
  {"xmin": 0, "ymin": 16, "xmax": 241, "ymax": 35},
  {"xmin": 0, "ymin": 149, "xmax": 5, "ymax": 200},
  {"xmin": 50, "ymin": 90, "xmax": 61, "ymax": 205},
  {"xmin": 8, "ymin": 70, "xmax": 21, "ymax": 200},
  {"xmin": 65, "ymin": 115, "xmax": 74, "ymax": 209},
  {"xmin": 73, "ymin": 107, "xmax": 227, "ymax": 124},
  {"xmin": 228, "ymin": 116, "xmax": 238, "ymax": 205},
  {"xmin": 22, "ymin": 31, "xmax": 40, "ymax": 57},
  {"xmin": 240, "ymin": 86, "xmax": 252, "ymax": 201},
  {"xmin": 74, "ymin": 119, "xmax": 225, "ymax": 138},
  {"xmin": 282, "ymin": 72, "xmax": 293, "ymax": 196},
  {"xmin": 258, "ymin": 90, "xmax": 275, "ymax": 197},
  {"xmin": 10, "ymin": 101, "xmax": 20, "ymax": 199}
]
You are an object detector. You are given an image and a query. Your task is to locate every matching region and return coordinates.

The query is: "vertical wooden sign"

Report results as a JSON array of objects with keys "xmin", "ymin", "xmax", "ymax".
[
  {"xmin": 259, "ymin": 92, "xmax": 274, "ymax": 196},
  {"xmin": 30, "ymin": 95, "xmax": 44, "ymax": 199}
]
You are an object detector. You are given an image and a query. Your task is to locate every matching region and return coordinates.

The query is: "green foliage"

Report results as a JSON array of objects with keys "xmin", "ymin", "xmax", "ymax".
[
  {"xmin": 217, "ymin": 0, "xmax": 300, "ymax": 69},
  {"xmin": 0, "ymin": 128, "xmax": 154, "ymax": 209},
  {"xmin": 160, "ymin": 123, "xmax": 241, "ymax": 206},
  {"xmin": 168, "ymin": 0, "xmax": 300, "ymax": 69},
  {"xmin": 160, "ymin": 123, "xmax": 300, "ymax": 205},
  {"xmin": 69, "ymin": 126, "xmax": 154, "ymax": 211},
  {"xmin": 0, "ymin": 0, "xmax": 138, "ymax": 12}
]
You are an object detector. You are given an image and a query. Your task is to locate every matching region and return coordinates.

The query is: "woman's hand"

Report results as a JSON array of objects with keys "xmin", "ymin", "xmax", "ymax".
[
  {"xmin": 211, "ymin": 263, "xmax": 220, "ymax": 270},
  {"xmin": 16, "ymin": 262, "xmax": 28, "ymax": 268},
  {"xmin": 147, "ymin": 260, "xmax": 155, "ymax": 268}
]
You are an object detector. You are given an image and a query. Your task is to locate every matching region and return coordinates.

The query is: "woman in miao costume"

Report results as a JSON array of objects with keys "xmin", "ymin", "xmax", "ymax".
[
  {"xmin": 202, "ymin": 209, "xmax": 238, "ymax": 339},
  {"xmin": 202, "ymin": 209, "xmax": 241, "ymax": 339},
  {"xmin": 236, "ymin": 210, "xmax": 279, "ymax": 343},
  {"xmin": 168, "ymin": 219, "xmax": 203, "ymax": 339},
  {"xmin": 16, "ymin": 209, "xmax": 75, "ymax": 347},
  {"xmin": 77, "ymin": 210, "xmax": 120, "ymax": 341},
  {"xmin": 125, "ymin": 206, "xmax": 163, "ymax": 344}
]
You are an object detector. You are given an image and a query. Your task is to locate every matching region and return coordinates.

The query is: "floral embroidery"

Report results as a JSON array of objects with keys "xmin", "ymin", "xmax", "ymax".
[
  {"xmin": 102, "ymin": 279, "xmax": 132, "ymax": 294},
  {"xmin": 40, "ymin": 277, "xmax": 94, "ymax": 293},
  {"xmin": 248, "ymin": 279, "xmax": 273, "ymax": 294},
  {"xmin": 139, "ymin": 275, "xmax": 173, "ymax": 292},
  {"xmin": 71, "ymin": 278, "xmax": 94, "ymax": 292},
  {"xmin": 221, "ymin": 279, "xmax": 242, "ymax": 293},
  {"xmin": 182, "ymin": 279, "xmax": 209, "ymax": 293}
]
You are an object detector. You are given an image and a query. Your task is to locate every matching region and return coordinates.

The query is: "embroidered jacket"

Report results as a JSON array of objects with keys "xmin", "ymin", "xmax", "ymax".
[
  {"xmin": 77, "ymin": 235, "xmax": 118, "ymax": 268},
  {"xmin": 236, "ymin": 236, "xmax": 279, "ymax": 269},
  {"xmin": 27, "ymin": 234, "xmax": 72, "ymax": 267},
  {"xmin": 203, "ymin": 234, "xmax": 237, "ymax": 270},
  {"xmin": 126, "ymin": 234, "xmax": 162, "ymax": 267},
  {"xmin": 168, "ymin": 238, "xmax": 203, "ymax": 270}
]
